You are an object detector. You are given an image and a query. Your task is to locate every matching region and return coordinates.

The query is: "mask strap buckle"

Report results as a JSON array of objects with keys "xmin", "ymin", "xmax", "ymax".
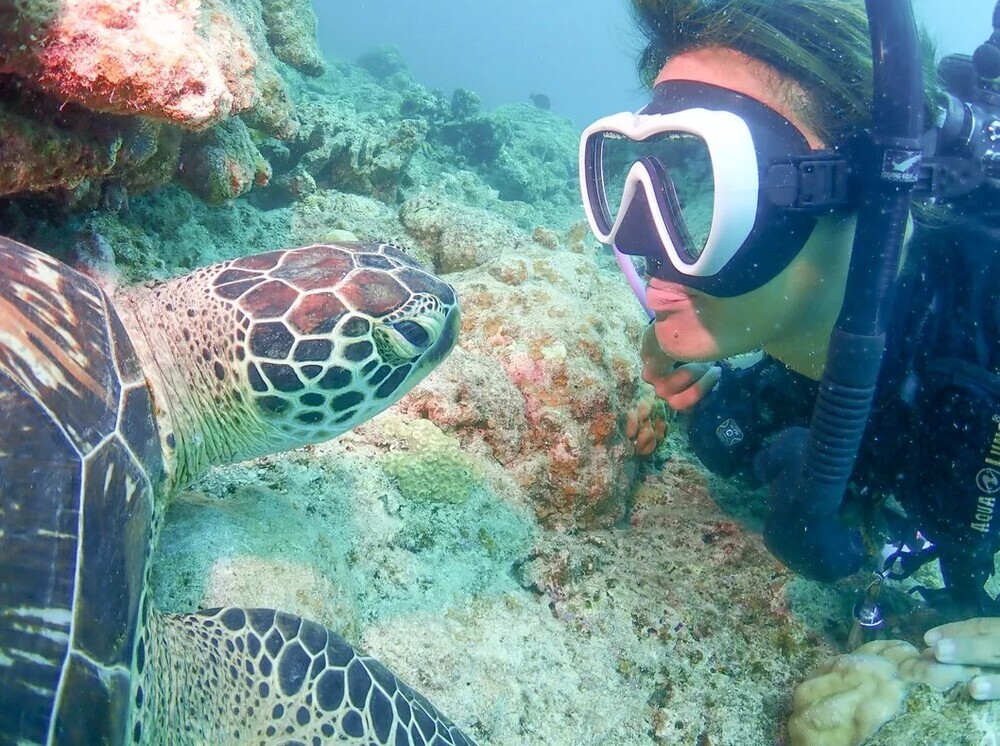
[{"xmin": 764, "ymin": 153, "xmax": 854, "ymax": 209}]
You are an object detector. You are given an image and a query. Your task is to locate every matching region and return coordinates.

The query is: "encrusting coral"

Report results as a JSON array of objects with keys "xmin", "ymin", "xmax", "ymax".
[
  {"xmin": 177, "ymin": 116, "xmax": 272, "ymax": 203},
  {"xmin": 0, "ymin": 0, "xmax": 311, "ymax": 201},
  {"xmin": 392, "ymin": 238, "xmax": 648, "ymax": 529},
  {"xmin": 260, "ymin": 0, "xmax": 325, "ymax": 76},
  {"xmin": 377, "ymin": 415, "xmax": 484, "ymax": 504},
  {"xmin": 788, "ymin": 638, "xmax": 987, "ymax": 745},
  {"xmin": 0, "ymin": 0, "xmax": 249, "ymax": 129}
]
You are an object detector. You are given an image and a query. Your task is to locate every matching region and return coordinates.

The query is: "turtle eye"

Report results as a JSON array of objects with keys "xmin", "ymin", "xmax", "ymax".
[{"xmin": 392, "ymin": 319, "xmax": 430, "ymax": 350}]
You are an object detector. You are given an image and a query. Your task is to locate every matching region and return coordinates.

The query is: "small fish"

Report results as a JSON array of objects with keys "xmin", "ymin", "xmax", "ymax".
[{"xmin": 529, "ymin": 92, "xmax": 551, "ymax": 110}]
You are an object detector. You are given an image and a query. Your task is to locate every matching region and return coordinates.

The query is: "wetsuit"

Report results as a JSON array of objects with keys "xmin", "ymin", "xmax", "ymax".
[{"xmin": 685, "ymin": 214, "xmax": 1000, "ymax": 610}]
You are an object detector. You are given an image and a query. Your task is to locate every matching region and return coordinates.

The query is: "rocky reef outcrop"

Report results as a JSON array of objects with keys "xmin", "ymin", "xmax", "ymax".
[
  {"xmin": 0, "ymin": 0, "xmax": 321, "ymax": 202},
  {"xmin": 390, "ymin": 241, "xmax": 649, "ymax": 529}
]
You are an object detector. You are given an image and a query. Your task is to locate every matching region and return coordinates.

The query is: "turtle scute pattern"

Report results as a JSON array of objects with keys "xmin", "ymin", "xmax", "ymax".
[
  {"xmin": 119, "ymin": 241, "xmax": 460, "ymax": 487},
  {"xmin": 141, "ymin": 608, "xmax": 474, "ymax": 746},
  {"xmin": 0, "ymin": 237, "xmax": 160, "ymax": 744},
  {"xmin": 216, "ymin": 241, "xmax": 459, "ymax": 441}
]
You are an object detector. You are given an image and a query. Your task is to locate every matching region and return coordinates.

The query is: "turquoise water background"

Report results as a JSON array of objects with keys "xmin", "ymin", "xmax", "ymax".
[{"xmin": 314, "ymin": 0, "xmax": 1000, "ymax": 128}]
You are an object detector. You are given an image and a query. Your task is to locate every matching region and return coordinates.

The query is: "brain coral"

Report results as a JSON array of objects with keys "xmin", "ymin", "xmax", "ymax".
[
  {"xmin": 789, "ymin": 653, "xmax": 906, "ymax": 746},
  {"xmin": 788, "ymin": 638, "xmax": 987, "ymax": 746},
  {"xmin": 378, "ymin": 415, "xmax": 484, "ymax": 504}
]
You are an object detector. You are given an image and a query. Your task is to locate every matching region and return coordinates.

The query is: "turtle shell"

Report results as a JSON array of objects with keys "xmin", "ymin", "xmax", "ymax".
[{"xmin": 0, "ymin": 237, "xmax": 162, "ymax": 743}]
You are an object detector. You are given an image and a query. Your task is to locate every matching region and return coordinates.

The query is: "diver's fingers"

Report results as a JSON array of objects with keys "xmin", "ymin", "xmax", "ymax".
[
  {"xmin": 625, "ymin": 408, "xmax": 640, "ymax": 440},
  {"xmin": 971, "ymin": 674, "xmax": 1000, "ymax": 700},
  {"xmin": 656, "ymin": 364, "xmax": 722, "ymax": 413},
  {"xmin": 929, "ymin": 632, "xmax": 1000, "ymax": 668},
  {"xmin": 926, "ymin": 617, "xmax": 1000, "ymax": 645},
  {"xmin": 634, "ymin": 425, "xmax": 658, "ymax": 456}
]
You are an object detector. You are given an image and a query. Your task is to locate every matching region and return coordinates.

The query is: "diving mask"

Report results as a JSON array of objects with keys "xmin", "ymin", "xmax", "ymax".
[{"xmin": 579, "ymin": 80, "xmax": 857, "ymax": 297}]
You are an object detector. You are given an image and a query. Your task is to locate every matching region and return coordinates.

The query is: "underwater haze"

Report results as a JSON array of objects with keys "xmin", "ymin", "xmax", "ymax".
[
  {"xmin": 315, "ymin": 0, "xmax": 1000, "ymax": 127},
  {"xmin": 311, "ymin": 0, "xmax": 646, "ymax": 126}
]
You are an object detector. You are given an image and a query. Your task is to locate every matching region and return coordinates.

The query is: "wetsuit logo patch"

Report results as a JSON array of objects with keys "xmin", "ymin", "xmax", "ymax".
[
  {"xmin": 883, "ymin": 149, "xmax": 921, "ymax": 183},
  {"xmin": 715, "ymin": 418, "xmax": 744, "ymax": 448},
  {"xmin": 976, "ymin": 467, "xmax": 1000, "ymax": 494},
  {"xmin": 971, "ymin": 416, "xmax": 1000, "ymax": 533}
]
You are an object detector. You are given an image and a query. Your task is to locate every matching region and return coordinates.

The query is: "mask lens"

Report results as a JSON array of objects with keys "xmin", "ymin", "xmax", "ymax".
[{"xmin": 596, "ymin": 130, "xmax": 714, "ymax": 261}]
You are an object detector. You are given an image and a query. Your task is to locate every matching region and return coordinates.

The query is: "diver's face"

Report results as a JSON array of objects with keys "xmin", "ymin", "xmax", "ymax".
[
  {"xmin": 647, "ymin": 48, "xmax": 854, "ymax": 376},
  {"xmin": 648, "ymin": 215, "xmax": 855, "ymax": 364}
]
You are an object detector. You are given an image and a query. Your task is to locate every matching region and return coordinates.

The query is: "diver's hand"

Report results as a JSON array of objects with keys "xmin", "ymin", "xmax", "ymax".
[
  {"xmin": 625, "ymin": 387, "xmax": 668, "ymax": 456},
  {"xmin": 926, "ymin": 618, "xmax": 1000, "ymax": 700},
  {"xmin": 640, "ymin": 323, "xmax": 721, "ymax": 412}
]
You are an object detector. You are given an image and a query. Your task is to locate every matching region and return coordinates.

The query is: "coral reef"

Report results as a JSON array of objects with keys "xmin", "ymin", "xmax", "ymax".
[
  {"xmin": 257, "ymin": 98, "xmax": 427, "ymax": 205},
  {"xmin": 790, "ymin": 638, "xmax": 995, "ymax": 746},
  {"xmin": 436, "ymin": 103, "xmax": 579, "ymax": 207},
  {"xmin": 356, "ymin": 44, "xmax": 409, "ymax": 81},
  {"xmin": 0, "ymin": 0, "xmax": 247, "ymax": 128},
  {"xmin": 260, "ymin": 0, "xmax": 325, "ymax": 76},
  {"xmin": 454, "ymin": 252, "xmax": 647, "ymax": 528},
  {"xmin": 177, "ymin": 116, "xmax": 271, "ymax": 203},
  {"xmin": 10, "ymin": 17, "xmax": 983, "ymax": 746},
  {"xmin": 0, "ymin": 90, "xmax": 123, "ymax": 197},
  {"xmin": 399, "ymin": 192, "xmax": 523, "ymax": 273},
  {"xmin": 0, "ymin": 0, "xmax": 305, "ymax": 202}
]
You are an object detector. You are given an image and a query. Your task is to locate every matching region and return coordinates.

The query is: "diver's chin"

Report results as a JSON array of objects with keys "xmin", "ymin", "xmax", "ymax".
[{"xmin": 652, "ymin": 309, "xmax": 720, "ymax": 362}]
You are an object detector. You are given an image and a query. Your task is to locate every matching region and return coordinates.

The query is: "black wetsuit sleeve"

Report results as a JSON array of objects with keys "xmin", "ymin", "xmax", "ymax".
[{"xmin": 683, "ymin": 356, "xmax": 817, "ymax": 481}]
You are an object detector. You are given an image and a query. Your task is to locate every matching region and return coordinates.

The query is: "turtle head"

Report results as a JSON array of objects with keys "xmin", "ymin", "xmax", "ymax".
[
  {"xmin": 226, "ymin": 244, "xmax": 459, "ymax": 451},
  {"xmin": 118, "ymin": 242, "xmax": 460, "ymax": 486},
  {"xmin": 229, "ymin": 242, "xmax": 460, "ymax": 445}
]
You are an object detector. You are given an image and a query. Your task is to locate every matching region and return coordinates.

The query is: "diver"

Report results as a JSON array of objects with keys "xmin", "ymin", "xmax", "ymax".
[{"xmin": 580, "ymin": 0, "xmax": 1000, "ymax": 700}]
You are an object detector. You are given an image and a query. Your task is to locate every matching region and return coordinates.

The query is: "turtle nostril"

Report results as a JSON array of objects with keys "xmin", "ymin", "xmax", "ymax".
[{"xmin": 392, "ymin": 320, "xmax": 430, "ymax": 349}]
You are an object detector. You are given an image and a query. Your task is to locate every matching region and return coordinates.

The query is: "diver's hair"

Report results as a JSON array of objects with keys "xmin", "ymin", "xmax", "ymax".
[{"xmin": 629, "ymin": 0, "xmax": 939, "ymax": 149}]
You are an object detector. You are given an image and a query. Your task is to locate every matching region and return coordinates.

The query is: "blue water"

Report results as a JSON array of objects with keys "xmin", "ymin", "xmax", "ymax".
[
  {"xmin": 311, "ymin": 0, "xmax": 646, "ymax": 127},
  {"xmin": 314, "ymin": 0, "xmax": 998, "ymax": 129}
]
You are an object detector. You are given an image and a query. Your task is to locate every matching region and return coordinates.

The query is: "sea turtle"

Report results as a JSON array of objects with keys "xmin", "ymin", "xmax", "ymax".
[{"xmin": 0, "ymin": 236, "xmax": 473, "ymax": 745}]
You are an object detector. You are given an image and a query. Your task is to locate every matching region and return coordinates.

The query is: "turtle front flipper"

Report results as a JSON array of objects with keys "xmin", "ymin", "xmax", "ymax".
[{"xmin": 139, "ymin": 608, "xmax": 476, "ymax": 745}]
